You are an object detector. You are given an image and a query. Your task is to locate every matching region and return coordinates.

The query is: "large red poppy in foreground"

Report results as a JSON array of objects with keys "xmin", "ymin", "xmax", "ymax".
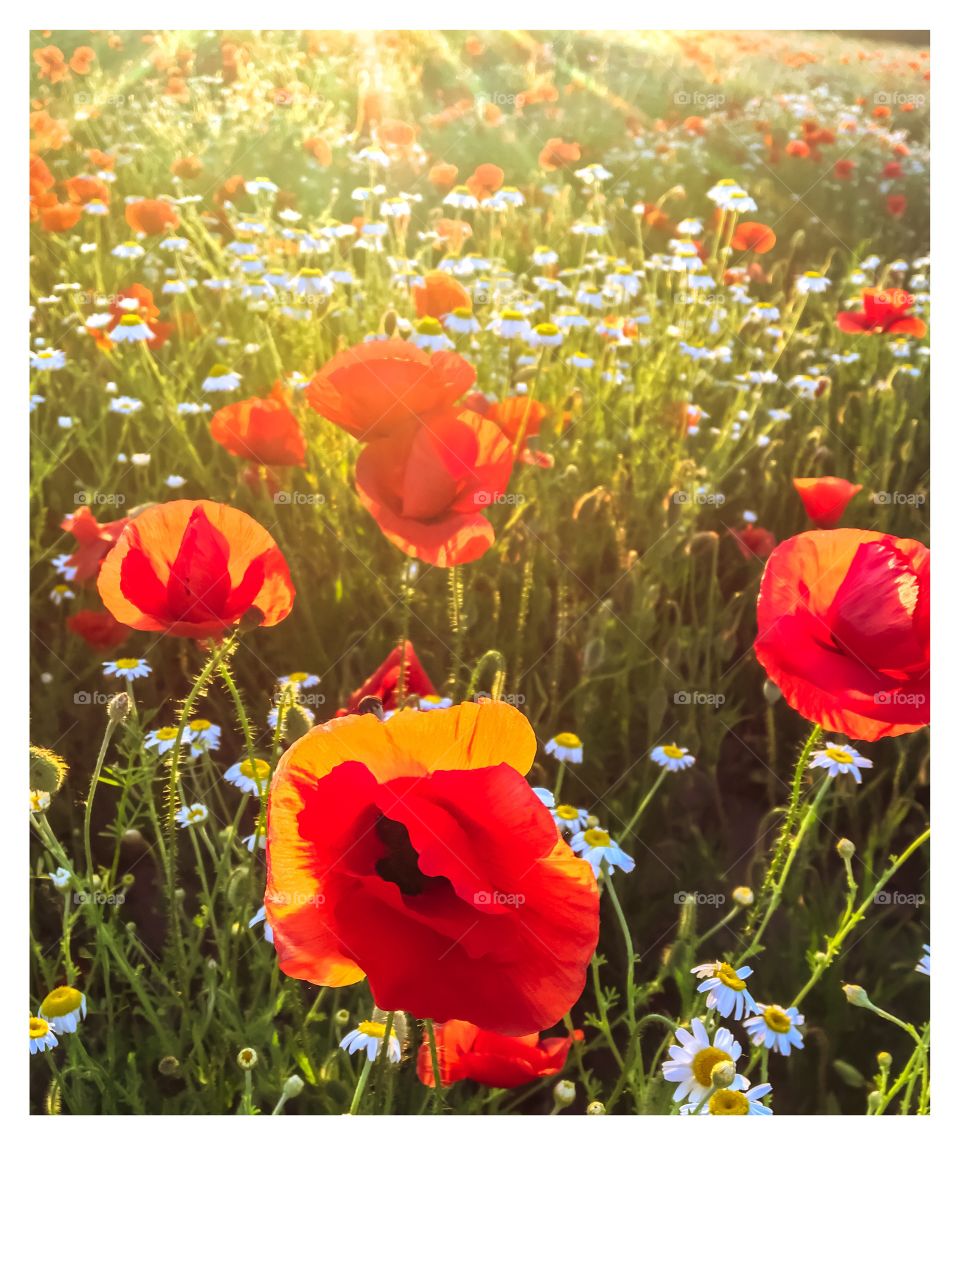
[
  {"xmin": 417, "ymin": 1019, "xmax": 582, "ymax": 1088},
  {"xmin": 265, "ymin": 700, "xmax": 599, "ymax": 1034},
  {"xmin": 98, "ymin": 500, "xmax": 294, "ymax": 638},
  {"xmin": 354, "ymin": 409, "xmax": 514, "ymax": 566},
  {"xmin": 755, "ymin": 529, "xmax": 929, "ymax": 740},
  {"xmin": 305, "ymin": 339, "xmax": 475, "ymax": 441}
]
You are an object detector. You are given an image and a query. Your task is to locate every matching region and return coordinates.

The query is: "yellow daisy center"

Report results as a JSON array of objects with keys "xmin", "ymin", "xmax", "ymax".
[
  {"xmin": 691, "ymin": 1046, "xmax": 732, "ymax": 1087},
  {"xmin": 40, "ymin": 986, "xmax": 83, "ymax": 1017},
  {"xmin": 708, "ymin": 1088, "xmax": 750, "ymax": 1115},
  {"xmin": 239, "ymin": 758, "xmax": 271, "ymax": 781},
  {"xmin": 717, "ymin": 962, "xmax": 746, "ymax": 991},
  {"xmin": 208, "ymin": 363, "xmax": 230, "ymax": 377},
  {"xmin": 189, "ymin": 719, "xmax": 212, "ymax": 732},
  {"xmin": 535, "ymin": 322, "xmax": 560, "ymax": 336},
  {"xmin": 581, "ymin": 829, "xmax": 611, "ymax": 848},
  {"xmin": 115, "ymin": 658, "xmax": 142, "ymax": 670},
  {"xmin": 661, "ymin": 744, "xmax": 686, "ymax": 759},
  {"xmin": 155, "ymin": 727, "xmax": 179, "ymax": 740},
  {"xmin": 119, "ymin": 314, "xmax": 144, "ymax": 326},
  {"xmin": 554, "ymin": 732, "xmax": 582, "ymax": 749},
  {"xmin": 357, "ymin": 1020, "xmax": 388, "ymax": 1039},
  {"xmin": 417, "ymin": 317, "xmax": 443, "ymax": 335},
  {"xmin": 824, "ymin": 747, "xmax": 854, "ymax": 764},
  {"xmin": 763, "ymin": 1006, "xmax": 792, "ymax": 1033},
  {"xmin": 30, "ymin": 1016, "xmax": 51, "ymax": 1039},
  {"xmin": 555, "ymin": 804, "xmax": 581, "ymax": 821}
]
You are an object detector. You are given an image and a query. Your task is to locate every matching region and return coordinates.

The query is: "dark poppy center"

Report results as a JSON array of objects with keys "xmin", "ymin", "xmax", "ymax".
[{"xmin": 374, "ymin": 813, "xmax": 432, "ymax": 896}]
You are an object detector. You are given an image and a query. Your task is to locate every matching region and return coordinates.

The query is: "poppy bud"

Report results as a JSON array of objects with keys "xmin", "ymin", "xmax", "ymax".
[
  {"xmin": 877, "ymin": 1051, "xmax": 892, "ymax": 1070},
  {"xmin": 553, "ymin": 1079, "xmax": 576, "ymax": 1109},
  {"xmin": 30, "ymin": 746, "xmax": 68, "ymax": 794},
  {"xmin": 842, "ymin": 983, "xmax": 872, "ymax": 1009},
  {"xmin": 381, "ymin": 308, "xmax": 398, "ymax": 337},
  {"xmin": 357, "ymin": 695, "xmax": 385, "ymax": 720},
  {"xmin": 281, "ymin": 1074, "xmax": 304, "ymax": 1100},
  {"xmin": 710, "ymin": 1059, "xmax": 737, "ymax": 1089},
  {"xmin": 284, "ymin": 703, "xmax": 314, "ymax": 742},
  {"xmin": 762, "ymin": 679, "xmax": 782, "ymax": 706},
  {"xmin": 226, "ymin": 866, "xmax": 250, "ymax": 906},
  {"xmin": 867, "ymin": 1090, "xmax": 883, "ymax": 1112},
  {"xmin": 108, "ymin": 691, "xmax": 133, "ymax": 723}
]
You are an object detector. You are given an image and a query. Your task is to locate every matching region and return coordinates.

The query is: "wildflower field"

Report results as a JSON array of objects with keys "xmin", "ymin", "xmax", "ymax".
[{"xmin": 28, "ymin": 27, "xmax": 931, "ymax": 1117}]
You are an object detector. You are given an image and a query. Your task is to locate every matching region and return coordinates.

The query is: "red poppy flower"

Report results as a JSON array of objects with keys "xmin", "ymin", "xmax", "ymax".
[
  {"xmin": 428, "ymin": 162, "xmax": 458, "ymax": 190},
  {"xmin": 833, "ymin": 158, "xmax": 856, "ymax": 180},
  {"xmin": 354, "ymin": 409, "xmax": 514, "ymax": 566},
  {"xmin": 97, "ymin": 500, "xmax": 294, "ymax": 638},
  {"xmin": 69, "ymin": 46, "xmax": 96, "ymax": 75},
  {"xmin": 40, "ymin": 202, "xmax": 82, "ymax": 233},
  {"xmin": 417, "ymin": 1019, "xmax": 583, "ymax": 1088},
  {"xmin": 887, "ymin": 193, "xmax": 907, "ymax": 218},
  {"xmin": 306, "ymin": 340, "xmax": 475, "ymax": 442},
  {"xmin": 412, "ymin": 271, "xmax": 471, "ymax": 320},
  {"xmin": 265, "ymin": 700, "xmax": 600, "ymax": 1034},
  {"xmin": 210, "ymin": 388, "xmax": 306, "ymax": 467},
  {"xmin": 466, "ymin": 163, "xmax": 504, "ymax": 200},
  {"xmin": 485, "ymin": 396, "xmax": 553, "ymax": 467},
  {"xmin": 731, "ymin": 221, "xmax": 776, "ymax": 254},
  {"xmin": 60, "ymin": 506, "xmax": 131, "ymax": 581},
  {"xmin": 755, "ymin": 529, "xmax": 929, "ymax": 740},
  {"xmin": 342, "ymin": 642, "xmax": 437, "ymax": 714},
  {"xmin": 731, "ymin": 524, "xmax": 778, "ymax": 562},
  {"xmin": 836, "ymin": 288, "xmax": 926, "ymax": 337},
  {"xmin": 538, "ymin": 137, "xmax": 581, "ymax": 171},
  {"xmin": 793, "ymin": 476, "xmax": 863, "ymax": 528},
  {"xmin": 124, "ymin": 199, "xmax": 180, "ymax": 236},
  {"xmin": 67, "ymin": 609, "xmax": 131, "ymax": 651},
  {"xmin": 65, "ymin": 175, "xmax": 110, "ymax": 206}
]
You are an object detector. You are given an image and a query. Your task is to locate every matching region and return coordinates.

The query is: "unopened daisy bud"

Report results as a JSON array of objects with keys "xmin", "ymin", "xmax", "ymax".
[
  {"xmin": 586, "ymin": 1100, "xmax": 606, "ymax": 1115},
  {"xmin": 732, "ymin": 885, "xmax": 754, "ymax": 907},
  {"xmin": 237, "ymin": 1047, "xmax": 258, "ymax": 1071},
  {"xmin": 710, "ymin": 1059, "xmax": 737, "ymax": 1089},
  {"xmin": 281, "ymin": 1073, "xmax": 304, "ymax": 1101},
  {"xmin": 553, "ymin": 1079, "xmax": 576, "ymax": 1109},
  {"xmin": 867, "ymin": 1089, "xmax": 883, "ymax": 1112},
  {"xmin": 335, "ymin": 1008, "xmax": 351, "ymax": 1025},
  {"xmin": 762, "ymin": 678, "xmax": 782, "ymax": 705},
  {"xmin": 842, "ymin": 983, "xmax": 872, "ymax": 1009},
  {"xmin": 877, "ymin": 1050, "xmax": 892, "ymax": 1070},
  {"xmin": 158, "ymin": 1055, "xmax": 180, "ymax": 1076},
  {"xmin": 836, "ymin": 838, "xmax": 856, "ymax": 860},
  {"xmin": 107, "ymin": 691, "xmax": 133, "ymax": 723},
  {"xmin": 30, "ymin": 746, "xmax": 69, "ymax": 794}
]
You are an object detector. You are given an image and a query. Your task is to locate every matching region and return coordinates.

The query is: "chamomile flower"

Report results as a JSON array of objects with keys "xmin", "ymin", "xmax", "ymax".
[
  {"xmin": 103, "ymin": 657, "xmax": 152, "ymax": 681},
  {"xmin": 916, "ymin": 943, "xmax": 930, "ymax": 976},
  {"xmin": 661, "ymin": 1019, "xmax": 747, "ymax": 1109},
  {"xmin": 545, "ymin": 732, "xmax": 584, "ymax": 764},
  {"xmin": 30, "ymin": 1016, "xmax": 58, "ymax": 1055},
  {"xmin": 202, "ymin": 365, "xmax": 241, "ymax": 393},
  {"xmin": 743, "ymin": 1004, "xmax": 805, "ymax": 1056},
  {"xmin": 144, "ymin": 725, "xmax": 189, "ymax": 755},
  {"xmin": 176, "ymin": 802, "xmax": 209, "ymax": 828},
  {"xmin": 551, "ymin": 803, "xmax": 589, "ymax": 834},
  {"xmin": 532, "ymin": 787, "xmax": 556, "ymax": 809},
  {"xmin": 280, "ymin": 672, "xmax": 320, "ymax": 690},
  {"xmin": 30, "ymin": 347, "xmax": 67, "ymax": 370},
  {"xmin": 187, "ymin": 719, "xmax": 221, "ymax": 756},
  {"xmin": 50, "ymin": 583, "xmax": 75, "ymax": 606},
  {"xmin": 38, "ymin": 986, "xmax": 87, "ymax": 1035},
  {"xmin": 811, "ymin": 742, "xmax": 873, "ymax": 784},
  {"xmin": 686, "ymin": 1081, "xmax": 774, "ymax": 1115},
  {"xmin": 30, "ymin": 790, "xmax": 51, "ymax": 813},
  {"xmin": 692, "ymin": 960, "xmax": 759, "ymax": 1019},
  {"xmin": 49, "ymin": 866, "xmax": 71, "ymax": 889},
  {"xmin": 571, "ymin": 827, "xmax": 635, "ymax": 876},
  {"xmin": 651, "ymin": 744, "xmax": 695, "ymax": 772},
  {"xmin": 418, "ymin": 694, "xmax": 454, "ymax": 711},
  {"xmin": 795, "ymin": 270, "xmax": 831, "ymax": 295},
  {"xmin": 411, "ymin": 317, "xmax": 454, "ymax": 352},
  {"xmin": 248, "ymin": 904, "xmax": 274, "ymax": 943},
  {"xmin": 109, "ymin": 396, "xmax": 142, "ymax": 414},
  {"xmin": 340, "ymin": 1019, "xmax": 402, "ymax": 1064},
  {"xmin": 225, "ymin": 758, "xmax": 272, "ymax": 796},
  {"xmin": 111, "ymin": 314, "xmax": 155, "ymax": 343}
]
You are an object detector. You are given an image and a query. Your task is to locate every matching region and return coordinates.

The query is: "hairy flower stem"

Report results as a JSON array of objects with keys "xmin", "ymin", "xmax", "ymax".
[{"xmin": 424, "ymin": 1018, "xmax": 445, "ymax": 1113}]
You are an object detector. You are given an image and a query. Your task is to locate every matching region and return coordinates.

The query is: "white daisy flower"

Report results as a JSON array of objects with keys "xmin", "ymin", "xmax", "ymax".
[
  {"xmin": 916, "ymin": 943, "xmax": 930, "ymax": 976},
  {"xmin": 49, "ymin": 867, "xmax": 71, "ymax": 889},
  {"xmin": 30, "ymin": 348, "xmax": 67, "ymax": 370},
  {"xmin": 571, "ymin": 827, "xmax": 635, "ymax": 876},
  {"xmin": 201, "ymin": 366, "xmax": 242, "ymax": 392},
  {"xmin": 38, "ymin": 986, "xmax": 87, "ymax": 1035},
  {"xmin": 30, "ymin": 1016, "xmax": 59, "ymax": 1055},
  {"xmin": 187, "ymin": 719, "xmax": 221, "ymax": 756},
  {"xmin": 795, "ymin": 270, "xmax": 831, "ymax": 295},
  {"xmin": 176, "ymin": 803, "xmax": 209, "ymax": 828},
  {"xmin": 111, "ymin": 315, "xmax": 155, "ymax": 343},
  {"xmin": 811, "ymin": 742, "xmax": 873, "ymax": 784},
  {"xmin": 418, "ymin": 695, "xmax": 453, "ymax": 711},
  {"xmin": 31, "ymin": 790, "xmax": 51, "ymax": 813},
  {"xmin": 692, "ymin": 961, "xmax": 759, "ymax": 1020},
  {"xmin": 248, "ymin": 904, "xmax": 274, "ymax": 943},
  {"xmin": 651, "ymin": 744, "xmax": 695, "ymax": 772},
  {"xmin": 144, "ymin": 725, "xmax": 190, "ymax": 755},
  {"xmin": 743, "ymin": 1004, "xmax": 806, "ymax": 1056},
  {"xmin": 532, "ymin": 786, "xmax": 556, "ymax": 809},
  {"xmin": 224, "ymin": 758, "xmax": 272, "ymax": 796},
  {"xmin": 551, "ymin": 803, "xmax": 589, "ymax": 834},
  {"xmin": 545, "ymin": 732, "xmax": 584, "ymax": 764},
  {"xmin": 661, "ymin": 1018, "xmax": 747, "ymax": 1109},
  {"xmin": 684, "ymin": 1080, "xmax": 774, "ymax": 1115},
  {"xmin": 103, "ymin": 657, "xmax": 152, "ymax": 680},
  {"xmin": 340, "ymin": 1019, "xmax": 402, "ymax": 1064}
]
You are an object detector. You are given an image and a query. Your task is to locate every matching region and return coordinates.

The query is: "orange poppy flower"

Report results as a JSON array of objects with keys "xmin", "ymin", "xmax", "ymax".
[
  {"xmin": 354, "ymin": 409, "xmax": 514, "ymax": 566},
  {"xmin": 538, "ymin": 137, "xmax": 581, "ymax": 171},
  {"xmin": 412, "ymin": 270, "xmax": 471, "ymax": 320},
  {"xmin": 210, "ymin": 389, "xmax": 306, "ymax": 468},
  {"xmin": 86, "ymin": 148, "xmax": 115, "ymax": 170},
  {"xmin": 65, "ymin": 175, "xmax": 110, "ymax": 206},
  {"xmin": 30, "ymin": 155, "xmax": 54, "ymax": 200},
  {"xmin": 69, "ymin": 46, "xmax": 96, "ymax": 75},
  {"xmin": 67, "ymin": 609, "xmax": 131, "ymax": 651},
  {"xmin": 306, "ymin": 339, "xmax": 475, "ymax": 442},
  {"xmin": 172, "ymin": 154, "xmax": 203, "ymax": 179},
  {"xmin": 265, "ymin": 700, "xmax": 599, "ymax": 1034},
  {"xmin": 428, "ymin": 162, "xmax": 458, "ymax": 190},
  {"xmin": 793, "ymin": 477, "xmax": 862, "ymax": 528},
  {"xmin": 97, "ymin": 500, "xmax": 294, "ymax": 638},
  {"xmin": 61, "ymin": 506, "xmax": 131, "ymax": 581},
  {"xmin": 34, "ymin": 46, "xmax": 69, "ymax": 84},
  {"xmin": 40, "ymin": 202, "xmax": 82, "ymax": 233},
  {"xmin": 303, "ymin": 136, "xmax": 332, "ymax": 166},
  {"xmin": 466, "ymin": 163, "xmax": 504, "ymax": 200},
  {"xmin": 731, "ymin": 221, "xmax": 776, "ymax": 254},
  {"xmin": 124, "ymin": 199, "xmax": 180, "ymax": 236},
  {"xmin": 417, "ymin": 1020, "xmax": 583, "ymax": 1088}
]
